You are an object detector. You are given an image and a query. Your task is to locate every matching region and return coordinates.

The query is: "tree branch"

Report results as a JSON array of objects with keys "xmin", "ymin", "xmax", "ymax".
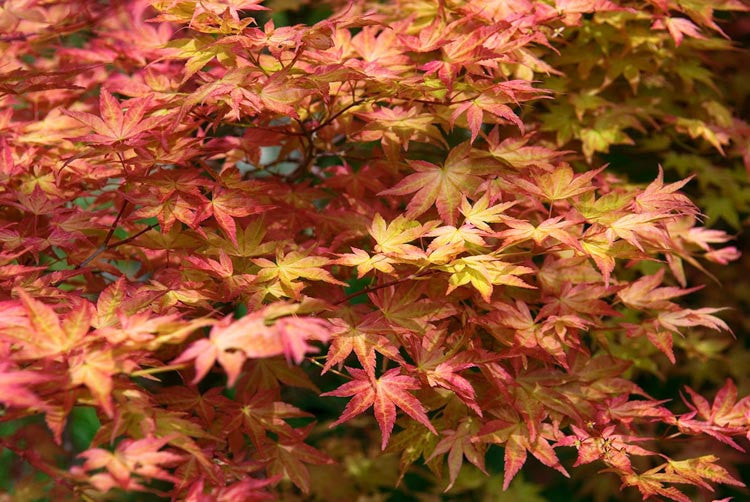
[{"xmin": 334, "ymin": 269, "xmax": 438, "ymax": 305}]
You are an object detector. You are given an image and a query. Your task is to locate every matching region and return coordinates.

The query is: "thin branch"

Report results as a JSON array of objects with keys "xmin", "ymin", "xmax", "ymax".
[
  {"xmin": 394, "ymin": 95, "xmax": 478, "ymax": 106},
  {"xmin": 334, "ymin": 269, "xmax": 438, "ymax": 305},
  {"xmin": 281, "ymin": 48, "xmax": 304, "ymax": 71},
  {"xmin": 107, "ymin": 224, "xmax": 158, "ymax": 248},
  {"xmin": 131, "ymin": 363, "xmax": 190, "ymax": 378},
  {"xmin": 306, "ymin": 357, "xmax": 352, "ymax": 380},
  {"xmin": 75, "ymin": 246, "xmax": 106, "ymax": 270},
  {"xmin": 75, "ymin": 223, "xmax": 156, "ymax": 270},
  {"xmin": 102, "ymin": 199, "xmax": 128, "ymax": 248},
  {"xmin": 231, "ymin": 123, "xmax": 305, "ymax": 136},
  {"xmin": 246, "ymin": 50, "xmax": 270, "ymax": 77},
  {"xmin": 286, "ymin": 118, "xmax": 316, "ymax": 182},
  {"xmin": 75, "ymin": 200, "xmax": 128, "ymax": 269},
  {"xmin": 310, "ymin": 99, "xmax": 366, "ymax": 134}
]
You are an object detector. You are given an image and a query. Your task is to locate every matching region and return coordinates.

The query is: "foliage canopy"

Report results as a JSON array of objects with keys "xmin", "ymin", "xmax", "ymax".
[{"xmin": 0, "ymin": 0, "xmax": 749, "ymax": 500}]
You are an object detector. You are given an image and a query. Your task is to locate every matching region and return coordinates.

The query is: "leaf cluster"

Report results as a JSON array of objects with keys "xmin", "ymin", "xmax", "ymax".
[{"xmin": 0, "ymin": 0, "xmax": 748, "ymax": 500}]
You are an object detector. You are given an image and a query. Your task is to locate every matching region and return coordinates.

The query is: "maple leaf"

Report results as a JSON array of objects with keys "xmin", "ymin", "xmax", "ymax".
[
  {"xmin": 622, "ymin": 320, "xmax": 678, "ymax": 363},
  {"xmin": 555, "ymin": 0, "xmax": 631, "ymax": 26},
  {"xmin": 0, "ymin": 364, "xmax": 51, "ymax": 411},
  {"xmin": 683, "ymin": 225, "xmax": 735, "ymax": 251},
  {"xmin": 379, "ymin": 142, "xmax": 501, "ymax": 224},
  {"xmin": 666, "ymin": 455, "xmax": 744, "ymax": 490},
  {"xmin": 262, "ymin": 425, "xmax": 334, "ymax": 494},
  {"xmin": 336, "ymin": 247, "xmax": 395, "ymax": 278},
  {"xmin": 673, "ymin": 379, "xmax": 750, "ymax": 451},
  {"xmin": 459, "ymin": 194, "xmax": 517, "ymax": 232},
  {"xmin": 426, "ymin": 417, "xmax": 486, "ymax": 491},
  {"xmin": 163, "ymin": 36, "xmax": 229, "ymax": 82},
  {"xmin": 356, "ymin": 106, "xmax": 446, "ymax": 159},
  {"xmin": 0, "ymin": 66, "xmax": 90, "ymax": 96},
  {"xmin": 253, "ymin": 250, "xmax": 345, "ymax": 298},
  {"xmin": 657, "ymin": 308, "xmax": 730, "ymax": 336},
  {"xmin": 410, "ymin": 336, "xmax": 482, "ymax": 414},
  {"xmin": 68, "ymin": 349, "xmax": 117, "ymax": 417},
  {"xmin": 440, "ymin": 255, "xmax": 535, "ymax": 302},
  {"xmin": 173, "ymin": 305, "xmax": 332, "ymax": 386},
  {"xmin": 204, "ymin": 189, "xmax": 271, "ymax": 244},
  {"xmin": 3, "ymin": 289, "xmax": 66, "ymax": 359},
  {"xmin": 654, "ymin": 17, "xmax": 706, "ymax": 47},
  {"xmin": 0, "ymin": 291, "xmax": 98, "ymax": 366},
  {"xmin": 485, "ymin": 130, "xmax": 568, "ymax": 170},
  {"xmin": 594, "ymin": 395, "xmax": 673, "ymax": 429},
  {"xmin": 514, "ymin": 165, "xmax": 603, "ymax": 202},
  {"xmin": 621, "ymin": 454, "xmax": 744, "ymax": 502},
  {"xmin": 261, "ymin": 76, "xmax": 316, "ymax": 116},
  {"xmin": 369, "ymin": 282, "xmax": 457, "ymax": 332},
  {"xmin": 496, "ymin": 216, "xmax": 583, "ymax": 251},
  {"xmin": 368, "ymin": 213, "xmax": 436, "ymax": 261},
  {"xmin": 620, "ymin": 467, "xmax": 692, "ymax": 502},
  {"xmin": 129, "ymin": 192, "xmax": 202, "ymax": 235},
  {"xmin": 450, "ymin": 94, "xmax": 524, "ymax": 143},
  {"xmin": 428, "ymin": 223, "xmax": 487, "ymax": 249},
  {"xmin": 62, "ymin": 89, "xmax": 163, "ymax": 147},
  {"xmin": 75, "ymin": 436, "xmax": 184, "ymax": 492},
  {"xmin": 155, "ymin": 386, "xmax": 223, "ymax": 425},
  {"xmin": 323, "ymin": 314, "xmax": 404, "ymax": 379},
  {"xmin": 476, "ymin": 419, "xmax": 569, "ymax": 490},
  {"xmin": 538, "ymin": 282, "xmax": 618, "ymax": 317},
  {"xmin": 3, "ymin": 0, "xmax": 749, "ymax": 498},
  {"xmin": 185, "ymin": 249, "xmax": 235, "ymax": 279},
  {"xmin": 632, "ymin": 169, "xmax": 696, "ymax": 215},
  {"xmin": 322, "ymin": 367, "xmax": 437, "ymax": 449},
  {"xmin": 555, "ymin": 425, "xmax": 655, "ymax": 473},
  {"xmin": 618, "ymin": 269, "xmax": 701, "ymax": 310},
  {"xmin": 224, "ymin": 389, "xmax": 312, "ymax": 448},
  {"xmin": 323, "ymin": 163, "xmax": 388, "ymax": 200},
  {"xmin": 579, "ymin": 234, "xmax": 635, "ymax": 286},
  {"xmin": 604, "ymin": 213, "xmax": 672, "ymax": 251},
  {"xmin": 205, "ymin": 218, "xmax": 277, "ymax": 258},
  {"xmin": 184, "ymin": 477, "xmax": 277, "ymax": 502},
  {"xmin": 675, "ymin": 117, "xmax": 729, "ymax": 154}
]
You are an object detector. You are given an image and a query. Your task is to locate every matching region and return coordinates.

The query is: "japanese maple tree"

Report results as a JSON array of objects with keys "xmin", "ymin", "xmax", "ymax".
[{"xmin": 0, "ymin": 0, "xmax": 749, "ymax": 500}]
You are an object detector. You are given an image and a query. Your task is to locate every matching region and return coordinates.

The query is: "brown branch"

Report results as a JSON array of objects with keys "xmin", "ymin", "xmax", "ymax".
[
  {"xmin": 334, "ymin": 269, "xmax": 438, "ymax": 305},
  {"xmin": 310, "ymin": 99, "xmax": 366, "ymax": 134},
  {"xmin": 102, "ymin": 200, "xmax": 128, "ymax": 247},
  {"xmin": 75, "ymin": 223, "xmax": 156, "ymax": 270},
  {"xmin": 393, "ymin": 95, "xmax": 478, "ymax": 106},
  {"xmin": 281, "ymin": 47, "xmax": 304, "ymax": 71},
  {"xmin": 107, "ymin": 224, "xmax": 158, "ymax": 248}
]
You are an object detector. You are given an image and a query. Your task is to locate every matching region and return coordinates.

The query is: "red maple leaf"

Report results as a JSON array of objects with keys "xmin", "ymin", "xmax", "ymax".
[
  {"xmin": 63, "ymin": 89, "xmax": 164, "ymax": 147},
  {"xmin": 379, "ymin": 142, "xmax": 501, "ymax": 224},
  {"xmin": 74, "ymin": 436, "xmax": 184, "ymax": 492},
  {"xmin": 322, "ymin": 367, "xmax": 437, "ymax": 449}
]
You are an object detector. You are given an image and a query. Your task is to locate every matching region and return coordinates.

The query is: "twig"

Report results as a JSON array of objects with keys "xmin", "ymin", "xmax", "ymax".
[
  {"xmin": 310, "ymin": 100, "xmax": 366, "ymax": 134},
  {"xmin": 75, "ymin": 223, "xmax": 157, "ymax": 270},
  {"xmin": 131, "ymin": 363, "xmax": 190, "ymax": 378},
  {"xmin": 306, "ymin": 357, "xmax": 351, "ymax": 380},
  {"xmin": 102, "ymin": 200, "xmax": 128, "ymax": 248},
  {"xmin": 334, "ymin": 269, "xmax": 438, "ymax": 305},
  {"xmin": 281, "ymin": 48, "xmax": 304, "ymax": 71},
  {"xmin": 75, "ymin": 200, "xmax": 128, "ymax": 269},
  {"xmin": 107, "ymin": 224, "xmax": 158, "ymax": 248}
]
